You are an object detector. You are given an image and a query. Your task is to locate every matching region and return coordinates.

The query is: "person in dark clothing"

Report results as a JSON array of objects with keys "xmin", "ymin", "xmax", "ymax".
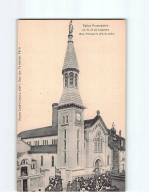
[
  {"xmin": 66, "ymin": 181, "xmax": 71, "ymax": 192},
  {"xmin": 45, "ymin": 177, "xmax": 63, "ymax": 192},
  {"xmin": 65, "ymin": 173, "xmax": 120, "ymax": 192}
]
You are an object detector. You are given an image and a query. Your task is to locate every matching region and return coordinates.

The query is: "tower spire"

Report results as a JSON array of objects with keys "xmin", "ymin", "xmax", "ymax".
[
  {"xmin": 62, "ymin": 20, "xmax": 79, "ymax": 73},
  {"xmin": 59, "ymin": 20, "xmax": 85, "ymax": 109}
]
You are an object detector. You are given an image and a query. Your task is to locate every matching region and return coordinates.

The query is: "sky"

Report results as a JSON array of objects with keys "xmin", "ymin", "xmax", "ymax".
[{"xmin": 17, "ymin": 20, "xmax": 126, "ymax": 137}]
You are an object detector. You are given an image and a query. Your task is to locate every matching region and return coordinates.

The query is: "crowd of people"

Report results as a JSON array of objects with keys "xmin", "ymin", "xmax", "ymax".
[
  {"xmin": 45, "ymin": 177, "xmax": 63, "ymax": 192},
  {"xmin": 66, "ymin": 173, "xmax": 119, "ymax": 192},
  {"xmin": 45, "ymin": 173, "xmax": 119, "ymax": 192}
]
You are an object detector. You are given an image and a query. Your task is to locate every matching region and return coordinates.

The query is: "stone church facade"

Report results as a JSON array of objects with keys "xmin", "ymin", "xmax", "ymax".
[{"xmin": 17, "ymin": 21, "xmax": 125, "ymax": 191}]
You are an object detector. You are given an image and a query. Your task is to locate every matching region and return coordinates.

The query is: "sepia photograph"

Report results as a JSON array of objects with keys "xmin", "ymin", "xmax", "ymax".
[{"xmin": 17, "ymin": 19, "xmax": 126, "ymax": 192}]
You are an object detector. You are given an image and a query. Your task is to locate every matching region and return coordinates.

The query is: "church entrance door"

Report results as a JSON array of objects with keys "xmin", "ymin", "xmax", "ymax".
[{"xmin": 95, "ymin": 159, "xmax": 102, "ymax": 175}]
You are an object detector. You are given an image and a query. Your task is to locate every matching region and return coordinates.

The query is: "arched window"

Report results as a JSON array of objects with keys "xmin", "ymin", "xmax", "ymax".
[
  {"xmin": 63, "ymin": 115, "xmax": 68, "ymax": 124},
  {"xmin": 97, "ymin": 132, "xmax": 100, "ymax": 151},
  {"xmin": 69, "ymin": 72, "xmax": 74, "ymax": 86},
  {"xmin": 52, "ymin": 156, "xmax": 54, "ymax": 167},
  {"xmin": 100, "ymin": 138, "xmax": 103, "ymax": 152},
  {"xmin": 94, "ymin": 137, "xmax": 97, "ymax": 152},
  {"xmin": 75, "ymin": 74, "xmax": 78, "ymax": 87},
  {"xmin": 21, "ymin": 159, "xmax": 28, "ymax": 165},
  {"xmin": 63, "ymin": 115, "xmax": 65, "ymax": 124},
  {"xmin": 31, "ymin": 163, "xmax": 35, "ymax": 169},
  {"xmin": 66, "ymin": 115, "xmax": 68, "ymax": 123},
  {"xmin": 64, "ymin": 73, "xmax": 68, "ymax": 87},
  {"xmin": 94, "ymin": 132, "xmax": 101, "ymax": 152}
]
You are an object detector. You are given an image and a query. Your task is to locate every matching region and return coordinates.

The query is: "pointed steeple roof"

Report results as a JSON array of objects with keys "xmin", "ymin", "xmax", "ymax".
[
  {"xmin": 62, "ymin": 20, "xmax": 79, "ymax": 73},
  {"xmin": 58, "ymin": 21, "xmax": 85, "ymax": 109}
]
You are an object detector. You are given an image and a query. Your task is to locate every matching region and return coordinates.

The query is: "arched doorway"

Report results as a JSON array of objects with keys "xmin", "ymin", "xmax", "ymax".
[{"xmin": 94, "ymin": 158, "xmax": 102, "ymax": 175}]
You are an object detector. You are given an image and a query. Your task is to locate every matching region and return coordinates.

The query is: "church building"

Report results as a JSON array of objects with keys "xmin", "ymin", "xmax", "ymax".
[{"xmin": 17, "ymin": 21, "xmax": 125, "ymax": 191}]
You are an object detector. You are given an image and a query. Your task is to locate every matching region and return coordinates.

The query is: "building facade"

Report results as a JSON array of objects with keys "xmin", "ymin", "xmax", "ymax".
[
  {"xmin": 17, "ymin": 137, "xmax": 50, "ymax": 192},
  {"xmin": 17, "ymin": 21, "xmax": 125, "ymax": 191}
]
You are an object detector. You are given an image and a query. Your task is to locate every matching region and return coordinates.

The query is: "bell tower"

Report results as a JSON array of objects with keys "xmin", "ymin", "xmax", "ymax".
[{"xmin": 57, "ymin": 21, "xmax": 85, "ymax": 183}]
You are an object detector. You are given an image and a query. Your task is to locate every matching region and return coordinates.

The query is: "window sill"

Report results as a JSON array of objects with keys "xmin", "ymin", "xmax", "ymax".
[{"xmin": 61, "ymin": 123, "xmax": 69, "ymax": 126}]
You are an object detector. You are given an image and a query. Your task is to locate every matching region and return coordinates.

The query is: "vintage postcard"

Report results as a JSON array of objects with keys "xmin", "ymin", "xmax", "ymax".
[{"xmin": 17, "ymin": 19, "xmax": 126, "ymax": 192}]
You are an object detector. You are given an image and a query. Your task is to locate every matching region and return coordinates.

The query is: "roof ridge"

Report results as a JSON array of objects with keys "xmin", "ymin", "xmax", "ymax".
[
  {"xmin": 18, "ymin": 125, "xmax": 53, "ymax": 135},
  {"xmin": 17, "ymin": 126, "xmax": 58, "ymax": 139}
]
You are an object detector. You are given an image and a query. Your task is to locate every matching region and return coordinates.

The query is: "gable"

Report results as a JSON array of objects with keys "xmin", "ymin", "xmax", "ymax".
[{"xmin": 85, "ymin": 115, "xmax": 108, "ymax": 135}]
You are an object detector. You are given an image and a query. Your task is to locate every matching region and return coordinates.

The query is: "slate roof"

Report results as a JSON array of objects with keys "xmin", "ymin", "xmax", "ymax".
[
  {"xmin": 18, "ymin": 126, "xmax": 58, "ymax": 139},
  {"xmin": 59, "ymin": 88, "xmax": 84, "ymax": 107},
  {"xmin": 29, "ymin": 145, "xmax": 57, "ymax": 154},
  {"xmin": 62, "ymin": 40, "xmax": 79, "ymax": 71}
]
